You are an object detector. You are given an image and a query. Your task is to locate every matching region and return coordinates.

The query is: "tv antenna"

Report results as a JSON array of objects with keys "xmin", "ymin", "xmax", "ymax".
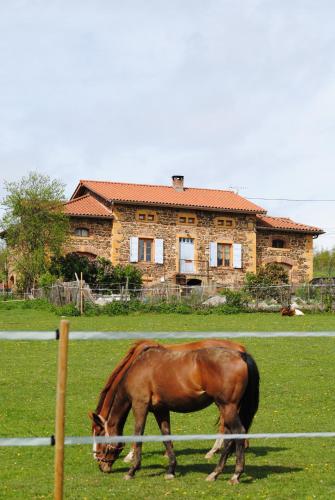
[{"xmin": 228, "ymin": 186, "xmax": 246, "ymax": 194}]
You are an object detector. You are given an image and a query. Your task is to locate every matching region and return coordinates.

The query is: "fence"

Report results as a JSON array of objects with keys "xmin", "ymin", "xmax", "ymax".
[{"xmin": 25, "ymin": 281, "xmax": 335, "ymax": 312}]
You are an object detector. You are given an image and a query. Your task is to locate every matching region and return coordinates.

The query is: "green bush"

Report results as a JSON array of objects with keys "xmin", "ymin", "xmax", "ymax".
[
  {"xmin": 219, "ymin": 289, "xmax": 250, "ymax": 309},
  {"xmin": 244, "ymin": 263, "xmax": 290, "ymax": 304}
]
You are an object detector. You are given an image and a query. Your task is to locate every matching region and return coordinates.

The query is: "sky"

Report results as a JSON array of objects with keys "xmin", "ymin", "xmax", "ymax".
[{"xmin": 1, "ymin": 0, "xmax": 335, "ymax": 250}]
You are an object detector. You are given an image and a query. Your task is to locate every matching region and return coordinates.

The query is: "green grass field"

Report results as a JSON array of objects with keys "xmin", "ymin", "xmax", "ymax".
[{"xmin": 1, "ymin": 311, "xmax": 335, "ymax": 499}]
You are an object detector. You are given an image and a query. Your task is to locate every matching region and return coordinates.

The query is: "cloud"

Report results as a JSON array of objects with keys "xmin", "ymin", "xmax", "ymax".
[{"xmin": 0, "ymin": 0, "xmax": 334, "ymax": 249}]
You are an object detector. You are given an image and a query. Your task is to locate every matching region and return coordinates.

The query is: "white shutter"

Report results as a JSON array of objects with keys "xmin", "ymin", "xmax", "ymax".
[
  {"xmin": 155, "ymin": 239, "xmax": 164, "ymax": 264},
  {"xmin": 129, "ymin": 237, "xmax": 139, "ymax": 262},
  {"xmin": 209, "ymin": 242, "xmax": 217, "ymax": 267},
  {"xmin": 233, "ymin": 243, "xmax": 242, "ymax": 269}
]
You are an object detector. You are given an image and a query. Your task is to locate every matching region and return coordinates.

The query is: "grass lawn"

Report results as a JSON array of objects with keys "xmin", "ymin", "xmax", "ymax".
[
  {"xmin": 1, "ymin": 304, "xmax": 335, "ymax": 331},
  {"xmin": 1, "ymin": 332, "xmax": 335, "ymax": 499}
]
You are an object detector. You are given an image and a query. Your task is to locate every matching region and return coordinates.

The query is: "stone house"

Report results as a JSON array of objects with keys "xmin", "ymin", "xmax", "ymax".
[{"xmin": 63, "ymin": 176, "xmax": 323, "ymax": 287}]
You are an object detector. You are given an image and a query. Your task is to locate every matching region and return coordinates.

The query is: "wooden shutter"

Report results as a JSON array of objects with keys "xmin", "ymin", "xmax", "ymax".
[
  {"xmin": 129, "ymin": 237, "xmax": 139, "ymax": 262},
  {"xmin": 209, "ymin": 242, "xmax": 217, "ymax": 267},
  {"xmin": 155, "ymin": 239, "xmax": 164, "ymax": 264},
  {"xmin": 233, "ymin": 243, "xmax": 242, "ymax": 269}
]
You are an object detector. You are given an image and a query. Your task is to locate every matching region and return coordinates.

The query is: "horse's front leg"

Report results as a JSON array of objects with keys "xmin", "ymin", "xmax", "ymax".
[
  {"xmin": 153, "ymin": 409, "xmax": 177, "ymax": 479},
  {"xmin": 124, "ymin": 403, "xmax": 148, "ymax": 480}
]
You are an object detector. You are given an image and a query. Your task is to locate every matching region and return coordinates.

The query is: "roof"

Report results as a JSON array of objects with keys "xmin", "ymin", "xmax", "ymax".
[
  {"xmin": 63, "ymin": 194, "xmax": 113, "ymax": 218},
  {"xmin": 256, "ymin": 215, "xmax": 324, "ymax": 234},
  {"xmin": 71, "ymin": 180, "xmax": 267, "ymax": 214}
]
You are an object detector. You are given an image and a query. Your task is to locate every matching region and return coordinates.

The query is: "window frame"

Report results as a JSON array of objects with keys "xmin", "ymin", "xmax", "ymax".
[
  {"xmin": 217, "ymin": 242, "xmax": 232, "ymax": 267},
  {"xmin": 74, "ymin": 227, "xmax": 89, "ymax": 238},
  {"xmin": 138, "ymin": 238, "xmax": 154, "ymax": 262}
]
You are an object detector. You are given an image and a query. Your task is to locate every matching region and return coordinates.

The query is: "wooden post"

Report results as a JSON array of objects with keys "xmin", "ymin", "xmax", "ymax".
[
  {"xmin": 80, "ymin": 272, "xmax": 83, "ymax": 315},
  {"xmin": 54, "ymin": 319, "xmax": 70, "ymax": 500}
]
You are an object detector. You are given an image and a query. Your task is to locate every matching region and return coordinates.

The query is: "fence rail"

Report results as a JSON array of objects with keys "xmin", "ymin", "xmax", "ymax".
[{"xmin": 1, "ymin": 330, "xmax": 335, "ymax": 340}]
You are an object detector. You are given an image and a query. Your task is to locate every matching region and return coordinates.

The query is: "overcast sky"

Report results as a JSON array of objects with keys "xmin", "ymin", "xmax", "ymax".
[{"xmin": 1, "ymin": 1, "xmax": 334, "ymax": 249}]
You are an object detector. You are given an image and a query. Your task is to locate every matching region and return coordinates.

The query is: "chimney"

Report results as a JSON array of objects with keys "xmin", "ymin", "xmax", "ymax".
[{"xmin": 172, "ymin": 175, "xmax": 184, "ymax": 192}]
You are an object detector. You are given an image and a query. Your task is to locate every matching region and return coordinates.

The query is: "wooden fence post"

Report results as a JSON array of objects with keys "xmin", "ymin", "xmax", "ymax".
[{"xmin": 54, "ymin": 319, "xmax": 70, "ymax": 500}]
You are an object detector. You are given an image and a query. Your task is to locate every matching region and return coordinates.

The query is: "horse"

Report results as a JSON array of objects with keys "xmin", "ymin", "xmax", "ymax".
[
  {"xmin": 92, "ymin": 338, "xmax": 247, "ymax": 462},
  {"xmin": 89, "ymin": 345, "xmax": 259, "ymax": 483},
  {"xmin": 281, "ymin": 305, "xmax": 304, "ymax": 316}
]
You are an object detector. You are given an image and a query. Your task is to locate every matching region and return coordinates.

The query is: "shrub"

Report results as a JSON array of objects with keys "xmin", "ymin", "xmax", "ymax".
[
  {"xmin": 244, "ymin": 263, "xmax": 290, "ymax": 304},
  {"xmin": 219, "ymin": 289, "xmax": 250, "ymax": 309}
]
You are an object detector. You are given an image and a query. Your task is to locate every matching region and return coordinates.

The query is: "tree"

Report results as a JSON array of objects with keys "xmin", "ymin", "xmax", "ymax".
[
  {"xmin": 0, "ymin": 172, "xmax": 69, "ymax": 291},
  {"xmin": 313, "ymin": 248, "xmax": 335, "ymax": 277}
]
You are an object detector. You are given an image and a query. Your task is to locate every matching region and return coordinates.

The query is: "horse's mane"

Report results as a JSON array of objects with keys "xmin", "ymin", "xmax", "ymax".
[{"xmin": 95, "ymin": 339, "xmax": 161, "ymax": 415}]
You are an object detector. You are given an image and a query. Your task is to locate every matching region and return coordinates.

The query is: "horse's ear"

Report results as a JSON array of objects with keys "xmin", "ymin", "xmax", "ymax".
[{"xmin": 88, "ymin": 411, "xmax": 105, "ymax": 428}]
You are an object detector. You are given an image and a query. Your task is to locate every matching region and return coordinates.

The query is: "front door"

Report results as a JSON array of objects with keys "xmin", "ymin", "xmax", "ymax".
[{"xmin": 179, "ymin": 238, "xmax": 194, "ymax": 273}]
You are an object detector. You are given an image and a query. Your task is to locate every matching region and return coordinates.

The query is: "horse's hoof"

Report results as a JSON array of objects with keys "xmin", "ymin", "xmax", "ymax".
[
  {"xmin": 229, "ymin": 475, "xmax": 240, "ymax": 485},
  {"xmin": 124, "ymin": 474, "xmax": 134, "ymax": 480},
  {"xmin": 164, "ymin": 473, "xmax": 175, "ymax": 480},
  {"xmin": 206, "ymin": 472, "xmax": 217, "ymax": 482},
  {"xmin": 205, "ymin": 452, "xmax": 213, "ymax": 460}
]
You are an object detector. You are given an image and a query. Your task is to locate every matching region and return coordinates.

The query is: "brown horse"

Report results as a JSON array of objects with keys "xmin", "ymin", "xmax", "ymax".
[
  {"xmin": 93, "ymin": 338, "xmax": 246, "ymax": 462},
  {"xmin": 90, "ymin": 345, "xmax": 259, "ymax": 483}
]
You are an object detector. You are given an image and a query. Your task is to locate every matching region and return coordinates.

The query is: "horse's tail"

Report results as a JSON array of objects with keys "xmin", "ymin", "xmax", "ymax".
[
  {"xmin": 95, "ymin": 339, "xmax": 161, "ymax": 413},
  {"xmin": 239, "ymin": 352, "xmax": 260, "ymax": 432}
]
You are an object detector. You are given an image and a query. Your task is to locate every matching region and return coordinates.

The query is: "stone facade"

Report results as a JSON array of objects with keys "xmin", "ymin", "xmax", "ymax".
[
  {"xmin": 256, "ymin": 230, "xmax": 314, "ymax": 284},
  {"xmin": 68, "ymin": 217, "xmax": 112, "ymax": 260},
  {"xmin": 68, "ymin": 203, "xmax": 316, "ymax": 286}
]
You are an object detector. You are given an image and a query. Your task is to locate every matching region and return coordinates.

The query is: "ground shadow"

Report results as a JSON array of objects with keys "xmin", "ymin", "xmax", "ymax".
[{"xmin": 121, "ymin": 445, "xmax": 288, "ymax": 460}]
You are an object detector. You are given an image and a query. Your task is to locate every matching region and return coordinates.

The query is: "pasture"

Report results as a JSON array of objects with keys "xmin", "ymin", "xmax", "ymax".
[{"xmin": 1, "ymin": 319, "xmax": 335, "ymax": 499}]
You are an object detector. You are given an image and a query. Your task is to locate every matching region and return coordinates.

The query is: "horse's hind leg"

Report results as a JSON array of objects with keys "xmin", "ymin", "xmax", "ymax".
[
  {"xmin": 206, "ymin": 404, "xmax": 245, "ymax": 483},
  {"xmin": 153, "ymin": 409, "xmax": 177, "ymax": 479},
  {"xmin": 123, "ymin": 444, "xmax": 135, "ymax": 463},
  {"xmin": 124, "ymin": 403, "xmax": 148, "ymax": 480}
]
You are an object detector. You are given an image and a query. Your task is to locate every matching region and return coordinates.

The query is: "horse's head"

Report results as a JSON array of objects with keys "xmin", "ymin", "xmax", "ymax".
[{"xmin": 89, "ymin": 411, "xmax": 124, "ymax": 473}]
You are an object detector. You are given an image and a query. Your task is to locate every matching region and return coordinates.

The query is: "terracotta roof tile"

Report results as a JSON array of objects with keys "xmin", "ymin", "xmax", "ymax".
[
  {"xmin": 256, "ymin": 215, "xmax": 323, "ymax": 234},
  {"xmin": 73, "ymin": 180, "xmax": 266, "ymax": 214},
  {"xmin": 64, "ymin": 194, "xmax": 112, "ymax": 218}
]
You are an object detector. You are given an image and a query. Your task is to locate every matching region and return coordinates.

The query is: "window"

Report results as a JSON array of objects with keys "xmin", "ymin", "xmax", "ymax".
[
  {"xmin": 136, "ymin": 211, "xmax": 157, "ymax": 222},
  {"xmin": 75, "ymin": 228, "xmax": 89, "ymax": 237},
  {"xmin": 138, "ymin": 238, "xmax": 153, "ymax": 262},
  {"xmin": 178, "ymin": 213, "xmax": 197, "ymax": 224},
  {"xmin": 217, "ymin": 243, "xmax": 231, "ymax": 267},
  {"xmin": 216, "ymin": 218, "xmax": 234, "ymax": 228},
  {"xmin": 272, "ymin": 239, "xmax": 285, "ymax": 248}
]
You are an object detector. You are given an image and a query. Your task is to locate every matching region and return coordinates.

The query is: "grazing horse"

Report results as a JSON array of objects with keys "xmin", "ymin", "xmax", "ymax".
[
  {"xmin": 90, "ymin": 346, "xmax": 259, "ymax": 483},
  {"xmin": 92, "ymin": 339, "xmax": 246, "ymax": 462}
]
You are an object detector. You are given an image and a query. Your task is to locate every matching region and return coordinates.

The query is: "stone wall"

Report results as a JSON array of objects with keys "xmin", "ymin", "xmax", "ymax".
[
  {"xmin": 67, "ymin": 217, "xmax": 112, "ymax": 259},
  {"xmin": 111, "ymin": 204, "xmax": 257, "ymax": 287},
  {"xmin": 256, "ymin": 231, "xmax": 314, "ymax": 283},
  {"xmin": 65, "ymin": 209, "xmax": 314, "ymax": 286}
]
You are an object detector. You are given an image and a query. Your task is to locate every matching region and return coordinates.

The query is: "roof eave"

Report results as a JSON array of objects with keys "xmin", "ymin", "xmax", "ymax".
[
  {"xmin": 67, "ymin": 213, "xmax": 113, "ymax": 219},
  {"xmin": 109, "ymin": 199, "xmax": 266, "ymax": 214},
  {"xmin": 256, "ymin": 225, "xmax": 324, "ymax": 235}
]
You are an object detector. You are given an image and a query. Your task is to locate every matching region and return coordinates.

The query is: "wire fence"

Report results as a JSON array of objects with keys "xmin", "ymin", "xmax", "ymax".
[{"xmin": 1, "ymin": 329, "xmax": 334, "ymax": 449}]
